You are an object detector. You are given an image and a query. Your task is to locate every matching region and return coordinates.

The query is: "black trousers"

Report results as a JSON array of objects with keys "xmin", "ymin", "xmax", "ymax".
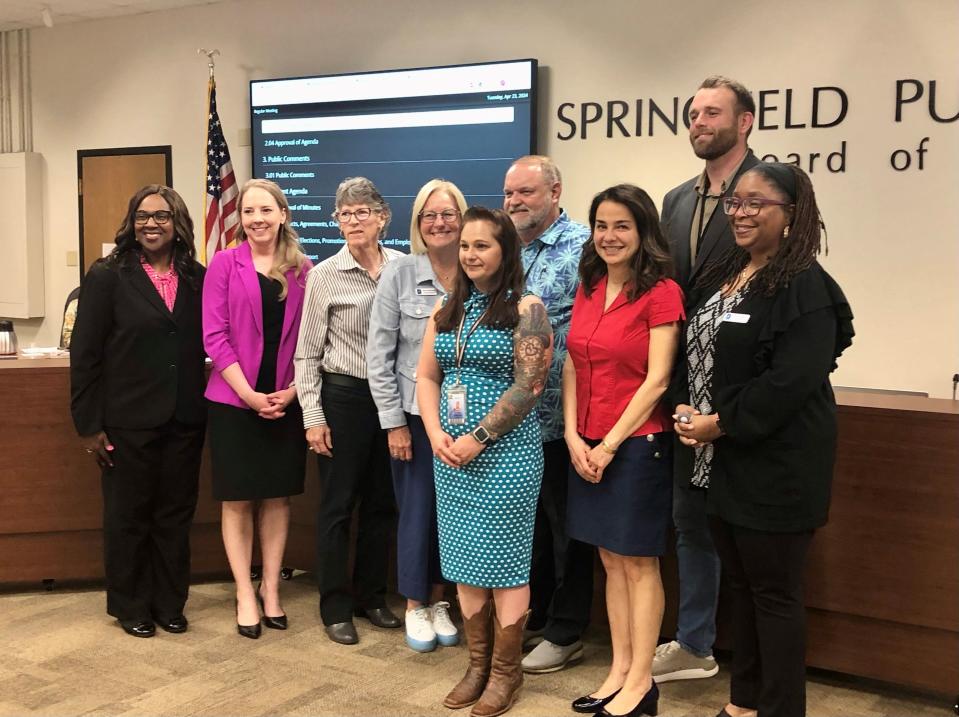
[
  {"xmin": 316, "ymin": 381, "xmax": 395, "ymax": 625},
  {"xmin": 101, "ymin": 420, "xmax": 204, "ymax": 622},
  {"xmin": 709, "ymin": 517, "xmax": 814, "ymax": 717},
  {"xmin": 528, "ymin": 438, "xmax": 594, "ymax": 645}
]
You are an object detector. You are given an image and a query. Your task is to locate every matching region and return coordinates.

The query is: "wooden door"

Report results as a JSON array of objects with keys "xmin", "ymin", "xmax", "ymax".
[{"xmin": 77, "ymin": 147, "xmax": 172, "ymax": 276}]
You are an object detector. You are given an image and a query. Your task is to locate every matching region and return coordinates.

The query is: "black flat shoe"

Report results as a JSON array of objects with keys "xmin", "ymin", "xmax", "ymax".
[
  {"xmin": 354, "ymin": 606, "xmax": 401, "ymax": 628},
  {"xmin": 118, "ymin": 619, "xmax": 155, "ymax": 638},
  {"xmin": 155, "ymin": 615, "xmax": 188, "ymax": 633},
  {"xmin": 325, "ymin": 621, "xmax": 359, "ymax": 644},
  {"xmin": 256, "ymin": 584, "xmax": 288, "ymax": 630},
  {"xmin": 572, "ymin": 688, "xmax": 621, "ymax": 713},
  {"xmin": 598, "ymin": 680, "xmax": 658, "ymax": 717}
]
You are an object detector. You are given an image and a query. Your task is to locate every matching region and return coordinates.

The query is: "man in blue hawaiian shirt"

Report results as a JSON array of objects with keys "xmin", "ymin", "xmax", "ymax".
[{"xmin": 504, "ymin": 155, "xmax": 593, "ymax": 674}]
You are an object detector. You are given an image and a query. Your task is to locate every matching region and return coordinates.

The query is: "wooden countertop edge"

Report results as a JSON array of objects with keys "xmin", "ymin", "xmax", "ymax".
[
  {"xmin": 0, "ymin": 357, "xmax": 70, "ymax": 369},
  {"xmin": 834, "ymin": 389, "xmax": 959, "ymax": 415},
  {"xmin": 3, "ymin": 359, "xmax": 957, "ymax": 415}
]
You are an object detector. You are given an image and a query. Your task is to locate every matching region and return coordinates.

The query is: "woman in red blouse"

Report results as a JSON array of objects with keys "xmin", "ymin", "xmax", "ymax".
[{"xmin": 563, "ymin": 184, "xmax": 684, "ymax": 717}]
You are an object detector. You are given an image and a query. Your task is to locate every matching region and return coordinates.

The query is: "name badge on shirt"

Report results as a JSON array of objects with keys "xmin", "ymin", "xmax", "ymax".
[
  {"xmin": 416, "ymin": 286, "xmax": 438, "ymax": 296},
  {"xmin": 447, "ymin": 384, "xmax": 467, "ymax": 425},
  {"xmin": 721, "ymin": 312, "xmax": 750, "ymax": 324}
]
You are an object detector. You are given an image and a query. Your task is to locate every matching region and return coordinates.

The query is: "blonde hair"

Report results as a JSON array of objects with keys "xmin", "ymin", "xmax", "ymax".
[
  {"xmin": 408, "ymin": 180, "xmax": 468, "ymax": 254},
  {"xmin": 234, "ymin": 178, "xmax": 309, "ymax": 300}
]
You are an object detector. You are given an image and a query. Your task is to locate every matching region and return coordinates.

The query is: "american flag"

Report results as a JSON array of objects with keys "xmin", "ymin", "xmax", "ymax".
[{"xmin": 203, "ymin": 77, "xmax": 238, "ymax": 263}]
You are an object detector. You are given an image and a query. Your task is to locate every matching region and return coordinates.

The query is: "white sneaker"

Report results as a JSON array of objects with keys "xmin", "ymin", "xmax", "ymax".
[
  {"xmin": 430, "ymin": 601, "xmax": 460, "ymax": 647},
  {"xmin": 405, "ymin": 606, "xmax": 436, "ymax": 652},
  {"xmin": 522, "ymin": 626, "xmax": 545, "ymax": 651},
  {"xmin": 521, "ymin": 639, "xmax": 584, "ymax": 673},
  {"xmin": 652, "ymin": 640, "xmax": 719, "ymax": 682}
]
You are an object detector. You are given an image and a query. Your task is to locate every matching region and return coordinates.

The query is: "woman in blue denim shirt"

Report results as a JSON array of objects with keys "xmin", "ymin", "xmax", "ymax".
[{"xmin": 367, "ymin": 179, "xmax": 467, "ymax": 652}]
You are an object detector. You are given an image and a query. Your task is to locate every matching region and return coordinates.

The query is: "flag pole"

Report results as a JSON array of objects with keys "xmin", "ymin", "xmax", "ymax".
[
  {"xmin": 198, "ymin": 47, "xmax": 219, "ymax": 78},
  {"xmin": 198, "ymin": 48, "xmax": 239, "ymax": 266},
  {"xmin": 198, "ymin": 49, "xmax": 220, "ymax": 265}
]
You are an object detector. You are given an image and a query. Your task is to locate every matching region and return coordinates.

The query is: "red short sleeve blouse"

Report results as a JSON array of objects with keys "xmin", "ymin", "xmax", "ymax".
[{"xmin": 567, "ymin": 277, "xmax": 685, "ymax": 440}]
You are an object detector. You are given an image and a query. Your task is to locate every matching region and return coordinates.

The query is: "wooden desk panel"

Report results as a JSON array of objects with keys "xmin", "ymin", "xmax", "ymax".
[
  {"xmin": 807, "ymin": 406, "xmax": 959, "ymax": 631},
  {"xmin": 0, "ymin": 359, "xmax": 231, "ymax": 582},
  {"xmin": 800, "ymin": 398, "xmax": 959, "ymax": 692}
]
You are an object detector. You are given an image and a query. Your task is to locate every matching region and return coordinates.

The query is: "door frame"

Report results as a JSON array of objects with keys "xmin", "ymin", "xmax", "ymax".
[{"xmin": 76, "ymin": 145, "xmax": 173, "ymax": 279}]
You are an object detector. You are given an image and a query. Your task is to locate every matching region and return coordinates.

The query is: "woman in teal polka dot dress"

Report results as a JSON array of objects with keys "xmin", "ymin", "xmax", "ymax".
[{"xmin": 418, "ymin": 206, "xmax": 552, "ymax": 717}]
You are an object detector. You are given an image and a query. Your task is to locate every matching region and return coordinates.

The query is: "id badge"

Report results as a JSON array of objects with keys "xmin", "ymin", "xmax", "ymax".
[{"xmin": 447, "ymin": 384, "xmax": 467, "ymax": 425}]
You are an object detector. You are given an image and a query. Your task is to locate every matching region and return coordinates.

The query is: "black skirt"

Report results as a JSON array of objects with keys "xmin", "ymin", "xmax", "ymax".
[
  {"xmin": 566, "ymin": 433, "xmax": 673, "ymax": 556},
  {"xmin": 209, "ymin": 399, "xmax": 306, "ymax": 501},
  {"xmin": 208, "ymin": 273, "xmax": 305, "ymax": 501}
]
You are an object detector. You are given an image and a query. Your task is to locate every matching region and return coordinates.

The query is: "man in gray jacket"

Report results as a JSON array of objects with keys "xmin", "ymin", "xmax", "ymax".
[{"xmin": 657, "ymin": 75, "xmax": 759, "ymax": 682}]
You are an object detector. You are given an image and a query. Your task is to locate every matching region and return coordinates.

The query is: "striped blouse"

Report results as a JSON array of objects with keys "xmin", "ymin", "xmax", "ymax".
[{"xmin": 295, "ymin": 243, "xmax": 403, "ymax": 428}]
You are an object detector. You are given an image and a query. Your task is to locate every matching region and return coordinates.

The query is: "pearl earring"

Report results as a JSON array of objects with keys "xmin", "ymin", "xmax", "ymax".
[{"xmin": 783, "ymin": 225, "xmax": 790, "ymax": 239}]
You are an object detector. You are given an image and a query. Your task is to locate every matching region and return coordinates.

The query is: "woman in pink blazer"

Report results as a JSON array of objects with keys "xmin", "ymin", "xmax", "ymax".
[{"xmin": 203, "ymin": 179, "xmax": 312, "ymax": 639}]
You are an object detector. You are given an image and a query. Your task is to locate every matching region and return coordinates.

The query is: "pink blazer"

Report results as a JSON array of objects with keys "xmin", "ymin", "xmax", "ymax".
[{"xmin": 203, "ymin": 241, "xmax": 312, "ymax": 408}]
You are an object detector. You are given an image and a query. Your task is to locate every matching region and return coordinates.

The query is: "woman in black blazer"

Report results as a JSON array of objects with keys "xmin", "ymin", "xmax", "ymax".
[
  {"xmin": 671, "ymin": 164, "xmax": 854, "ymax": 717},
  {"xmin": 71, "ymin": 185, "xmax": 207, "ymax": 639}
]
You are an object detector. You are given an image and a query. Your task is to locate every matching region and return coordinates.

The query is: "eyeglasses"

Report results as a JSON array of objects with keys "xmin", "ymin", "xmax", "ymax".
[
  {"xmin": 333, "ymin": 207, "xmax": 380, "ymax": 223},
  {"xmin": 722, "ymin": 197, "xmax": 792, "ymax": 217},
  {"xmin": 419, "ymin": 209, "xmax": 461, "ymax": 224},
  {"xmin": 134, "ymin": 210, "xmax": 173, "ymax": 225}
]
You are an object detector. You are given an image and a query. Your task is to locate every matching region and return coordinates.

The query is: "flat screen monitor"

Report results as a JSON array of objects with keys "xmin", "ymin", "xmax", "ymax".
[{"xmin": 250, "ymin": 59, "xmax": 537, "ymax": 262}]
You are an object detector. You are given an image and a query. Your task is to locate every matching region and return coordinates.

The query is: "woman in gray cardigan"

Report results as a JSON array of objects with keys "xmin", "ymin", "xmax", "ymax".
[{"xmin": 367, "ymin": 179, "xmax": 467, "ymax": 652}]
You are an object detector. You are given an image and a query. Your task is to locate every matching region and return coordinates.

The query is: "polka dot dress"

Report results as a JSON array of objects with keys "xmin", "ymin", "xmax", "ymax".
[{"xmin": 432, "ymin": 291, "xmax": 543, "ymax": 588}]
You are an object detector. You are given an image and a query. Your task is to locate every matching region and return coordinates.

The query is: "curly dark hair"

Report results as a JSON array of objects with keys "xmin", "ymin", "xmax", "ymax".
[
  {"xmin": 580, "ymin": 184, "xmax": 674, "ymax": 301},
  {"xmin": 434, "ymin": 206, "xmax": 524, "ymax": 333},
  {"xmin": 103, "ymin": 184, "xmax": 201, "ymax": 289},
  {"xmin": 695, "ymin": 163, "xmax": 825, "ymax": 297}
]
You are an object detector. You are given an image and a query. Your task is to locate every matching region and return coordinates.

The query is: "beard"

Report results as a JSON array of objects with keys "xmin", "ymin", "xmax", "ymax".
[
  {"xmin": 690, "ymin": 123, "xmax": 738, "ymax": 160},
  {"xmin": 509, "ymin": 205, "xmax": 548, "ymax": 233}
]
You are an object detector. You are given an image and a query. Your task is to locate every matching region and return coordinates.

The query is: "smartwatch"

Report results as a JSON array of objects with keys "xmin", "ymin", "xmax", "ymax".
[{"xmin": 471, "ymin": 425, "xmax": 492, "ymax": 445}]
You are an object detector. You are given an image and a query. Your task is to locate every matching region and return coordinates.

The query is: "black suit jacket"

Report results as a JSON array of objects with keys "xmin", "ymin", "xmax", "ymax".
[
  {"xmin": 671, "ymin": 264, "xmax": 854, "ymax": 532},
  {"xmin": 661, "ymin": 149, "xmax": 760, "ymax": 292},
  {"xmin": 71, "ymin": 258, "xmax": 207, "ymax": 436}
]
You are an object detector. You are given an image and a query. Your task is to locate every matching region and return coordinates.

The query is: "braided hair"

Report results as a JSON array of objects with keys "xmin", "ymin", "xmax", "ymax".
[{"xmin": 695, "ymin": 163, "xmax": 827, "ymax": 297}]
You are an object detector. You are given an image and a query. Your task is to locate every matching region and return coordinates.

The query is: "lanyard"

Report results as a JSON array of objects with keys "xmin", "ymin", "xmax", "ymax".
[{"xmin": 453, "ymin": 306, "xmax": 489, "ymax": 383}]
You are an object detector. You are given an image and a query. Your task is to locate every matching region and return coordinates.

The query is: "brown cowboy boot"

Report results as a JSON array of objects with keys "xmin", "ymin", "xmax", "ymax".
[
  {"xmin": 470, "ymin": 610, "xmax": 529, "ymax": 717},
  {"xmin": 443, "ymin": 600, "xmax": 494, "ymax": 709}
]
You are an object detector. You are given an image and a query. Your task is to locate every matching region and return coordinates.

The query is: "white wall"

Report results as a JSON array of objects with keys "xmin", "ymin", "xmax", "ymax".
[{"xmin": 24, "ymin": 0, "xmax": 959, "ymax": 397}]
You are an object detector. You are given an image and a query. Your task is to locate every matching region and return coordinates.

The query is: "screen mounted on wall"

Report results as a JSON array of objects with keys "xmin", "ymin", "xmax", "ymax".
[{"xmin": 250, "ymin": 59, "xmax": 538, "ymax": 263}]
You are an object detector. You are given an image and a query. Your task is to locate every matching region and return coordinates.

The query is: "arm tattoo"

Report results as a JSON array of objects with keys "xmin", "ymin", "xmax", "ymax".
[{"xmin": 480, "ymin": 301, "xmax": 553, "ymax": 440}]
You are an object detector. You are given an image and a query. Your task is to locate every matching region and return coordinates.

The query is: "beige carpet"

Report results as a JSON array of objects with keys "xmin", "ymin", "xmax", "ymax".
[{"xmin": 0, "ymin": 577, "xmax": 947, "ymax": 716}]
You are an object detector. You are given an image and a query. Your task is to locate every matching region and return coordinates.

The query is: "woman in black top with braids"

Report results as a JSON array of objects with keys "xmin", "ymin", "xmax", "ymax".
[{"xmin": 671, "ymin": 163, "xmax": 854, "ymax": 717}]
